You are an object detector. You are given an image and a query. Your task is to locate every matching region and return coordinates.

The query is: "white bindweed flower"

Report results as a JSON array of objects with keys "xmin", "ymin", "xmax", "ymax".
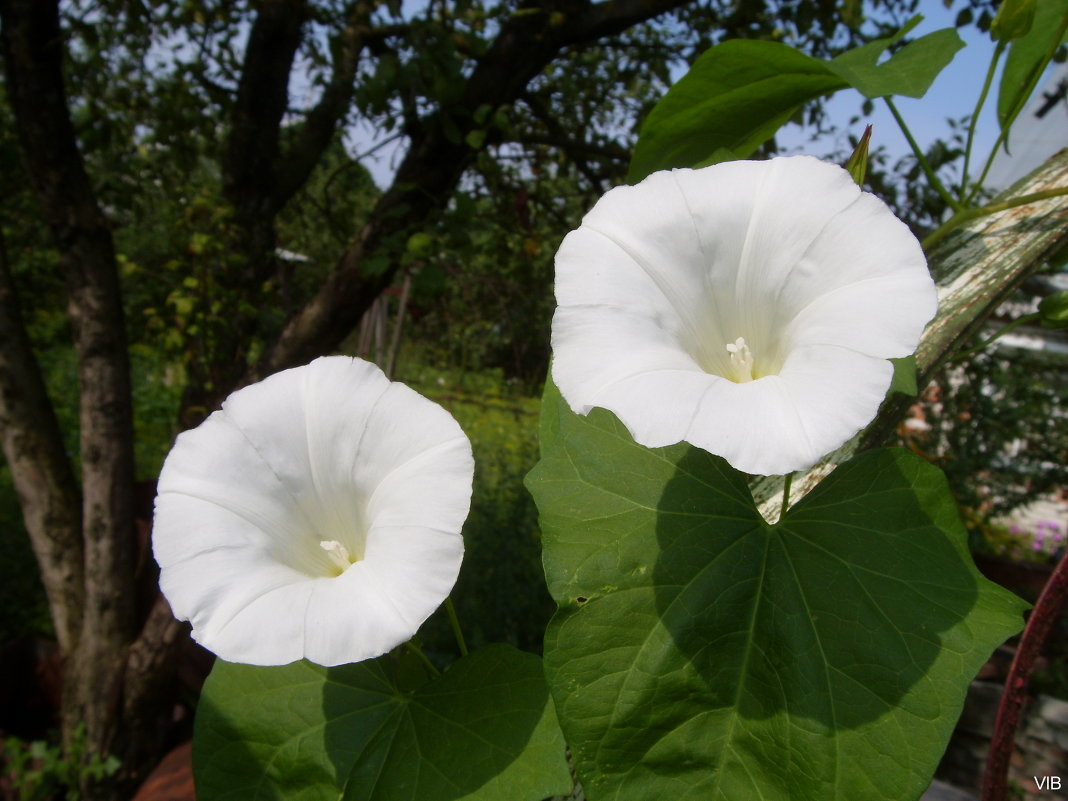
[
  {"xmin": 152, "ymin": 356, "xmax": 473, "ymax": 667},
  {"xmin": 551, "ymin": 155, "xmax": 937, "ymax": 476}
]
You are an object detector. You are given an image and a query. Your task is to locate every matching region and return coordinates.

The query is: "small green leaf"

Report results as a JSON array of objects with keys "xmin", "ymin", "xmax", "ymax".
[
  {"xmin": 840, "ymin": 0, "xmax": 863, "ymax": 30},
  {"xmin": 363, "ymin": 252, "xmax": 392, "ymax": 275},
  {"xmin": 997, "ymin": 0, "xmax": 1068, "ymax": 133},
  {"xmin": 828, "ymin": 16, "xmax": 965, "ymax": 98},
  {"xmin": 1038, "ymin": 289, "xmax": 1068, "ymax": 329},
  {"xmin": 406, "ymin": 231, "xmax": 434, "ymax": 257},
  {"xmin": 441, "ymin": 114, "xmax": 463, "ymax": 145},
  {"xmin": 194, "ymin": 645, "xmax": 571, "ymax": 801},
  {"xmin": 169, "ymin": 294, "xmax": 194, "ymax": 317},
  {"xmin": 464, "ymin": 129, "xmax": 487, "ymax": 149},
  {"xmin": 889, "ymin": 354, "xmax": 919, "ymax": 395},
  {"xmin": 189, "ymin": 232, "xmax": 212, "ymax": 255},
  {"xmin": 628, "ymin": 40, "xmax": 847, "ymax": 182},
  {"xmin": 527, "ymin": 385, "xmax": 1026, "ymax": 801},
  {"xmin": 990, "ymin": 0, "xmax": 1037, "ymax": 43}
]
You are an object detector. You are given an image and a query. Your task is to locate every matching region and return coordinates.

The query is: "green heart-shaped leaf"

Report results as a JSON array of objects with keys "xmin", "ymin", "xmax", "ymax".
[
  {"xmin": 628, "ymin": 18, "xmax": 964, "ymax": 184},
  {"xmin": 193, "ymin": 644, "xmax": 572, "ymax": 801},
  {"xmin": 526, "ymin": 388, "xmax": 1025, "ymax": 801}
]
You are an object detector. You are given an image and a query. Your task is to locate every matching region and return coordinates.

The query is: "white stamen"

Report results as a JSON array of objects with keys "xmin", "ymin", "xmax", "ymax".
[
  {"xmin": 320, "ymin": 540, "xmax": 354, "ymax": 573},
  {"xmin": 725, "ymin": 336, "xmax": 755, "ymax": 383}
]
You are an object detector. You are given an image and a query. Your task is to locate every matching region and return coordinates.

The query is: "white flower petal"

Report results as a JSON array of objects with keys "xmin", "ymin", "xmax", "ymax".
[
  {"xmin": 153, "ymin": 417, "xmax": 323, "ymax": 575},
  {"xmin": 551, "ymin": 305, "xmax": 701, "ymax": 415},
  {"xmin": 552, "ymin": 156, "xmax": 936, "ymax": 475},
  {"xmin": 160, "ymin": 544, "xmax": 311, "ymax": 665},
  {"xmin": 301, "ymin": 524, "xmax": 465, "ymax": 666},
  {"xmin": 153, "ymin": 356, "xmax": 474, "ymax": 666},
  {"xmin": 784, "ymin": 272, "xmax": 937, "ymax": 355},
  {"xmin": 778, "ymin": 345, "xmax": 896, "ymax": 465}
]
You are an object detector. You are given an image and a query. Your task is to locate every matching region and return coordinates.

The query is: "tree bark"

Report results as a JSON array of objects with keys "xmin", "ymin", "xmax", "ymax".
[
  {"xmin": 0, "ymin": 226, "xmax": 84, "ymax": 655},
  {"xmin": 223, "ymin": 0, "xmax": 307, "ymax": 269},
  {"xmin": 1, "ymin": 0, "xmax": 147, "ymax": 795},
  {"xmin": 181, "ymin": 0, "xmax": 377, "ymax": 420}
]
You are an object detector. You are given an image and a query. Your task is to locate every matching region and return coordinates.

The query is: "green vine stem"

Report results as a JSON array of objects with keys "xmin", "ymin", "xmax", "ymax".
[
  {"xmin": 406, "ymin": 640, "xmax": 441, "ymax": 676},
  {"xmin": 951, "ymin": 312, "xmax": 1040, "ymax": 362},
  {"xmin": 922, "ymin": 186, "xmax": 1068, "ymax": 252},
  {"xmin": 778, "ymin": 473, "xmax": 793, "ymax": 523},
  {"xmin": 445, "ymin": 596, "xmax": 469, "ymax": 657},
  {"xmin": 981, "ymin": 549, "xmax": 1068, "ymax": 801},
  {"xmin": 884, "ymin": 96, "xmax": 965, "ymax": 214},
  {"xmin": 960, "ymin": 40, "xmax": 1005, "ymax": 201}
]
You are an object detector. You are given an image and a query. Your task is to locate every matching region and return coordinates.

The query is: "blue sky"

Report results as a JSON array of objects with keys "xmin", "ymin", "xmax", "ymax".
[
  {"xmin": 781, "ymin": 3, "xmax": 1000, "ymax": 168},
  {"xmin": 780, "ymin": 0, "xmax": 1067, "ymax": 191}
]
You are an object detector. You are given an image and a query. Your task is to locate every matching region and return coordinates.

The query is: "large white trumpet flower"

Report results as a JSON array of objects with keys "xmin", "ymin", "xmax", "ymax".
[
  {"xmin": 551, "ymin": 156, "xmax": 937, "ymax": 476},
  {"xmin": 152, "ymin": 356, "xmax": 473, "ymax": 666}
]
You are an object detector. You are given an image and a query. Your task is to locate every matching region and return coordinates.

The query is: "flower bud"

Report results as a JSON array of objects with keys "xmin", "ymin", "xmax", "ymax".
[{"xmin": 844, "ymin": 125, "xmax": 872, "ymax": 187}]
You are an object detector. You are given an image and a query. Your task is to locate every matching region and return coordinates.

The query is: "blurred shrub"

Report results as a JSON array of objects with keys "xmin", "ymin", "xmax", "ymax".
[
  {"xmin": 397, "ymin": 351, "xmax": 553, "ymax": 656},
  {"xmin": 2, "ymin": 725, "xmax": 120, "ymax": 801}
]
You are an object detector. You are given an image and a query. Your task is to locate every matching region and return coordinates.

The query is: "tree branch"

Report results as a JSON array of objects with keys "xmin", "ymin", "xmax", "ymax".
[
  {"xmin": 274, "ymin": 0, "xmax": 375, "ymax": 209},
  {"xmin": 223, "ymin": 0, "xmax": 307, "ymax": 247},
  {"xmin": 553, "ymin": 0, "xmax": 689, "ymax": 47},
  {"xmin": 518, "ymin": 91, "xmax": 629, "ymax": 192},
  {"xmin": 0, "ymin": 225, "xmax": 84, "ymax": 654},
  {"xmin": 252, "ymin": 0, "xmax": 696, "ymax": 380}
]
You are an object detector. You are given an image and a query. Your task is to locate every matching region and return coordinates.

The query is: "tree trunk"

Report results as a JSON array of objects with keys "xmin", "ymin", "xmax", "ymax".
[{"xmin": 0, "ymin": 1, "xmax": 177, "ymax": 796}]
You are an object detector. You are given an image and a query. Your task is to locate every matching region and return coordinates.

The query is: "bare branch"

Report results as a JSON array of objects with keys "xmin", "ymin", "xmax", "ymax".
[
  {"xmin": 274, "ymin": 1, "xmax": 377, "ymax": 207},
  {"xmin": 223, "ymin": 0, "xmax": 307, "ymax": 239},
  {"xmin": 518, "ymin": 91, "xmax": 629, "ymax": 192},
  {"xmin": 553, "ymin": 0, "xmax": 689, "ymax": 47}
]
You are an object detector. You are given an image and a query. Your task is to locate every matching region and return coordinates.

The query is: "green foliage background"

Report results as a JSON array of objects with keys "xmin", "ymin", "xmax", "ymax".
[{"xmin": 395, "ymin": 352, "xmax": 552, "ymax": 656}]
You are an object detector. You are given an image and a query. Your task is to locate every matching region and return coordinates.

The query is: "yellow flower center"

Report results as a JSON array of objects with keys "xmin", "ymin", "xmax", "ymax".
[
  {"xmin": 724, "ymin": 337, "xmax": 755, "ymax": 383},
  {"xmin": 320, "ymin": 540, "xmax": 356, "ymax": 576}
]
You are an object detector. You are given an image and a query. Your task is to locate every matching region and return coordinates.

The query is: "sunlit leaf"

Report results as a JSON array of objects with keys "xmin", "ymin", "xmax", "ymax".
[
  {"xmin": 828, "ymin": 17, "xmax": 964, "ymax": 99},
  {"xmin": 628, "ymin": 18, "xmax": 962, "ymax": 183},
  {"xmin": 527, "ymin": 385, "xmax": 1026, "ymax": 801},
  {"xmin": 628, "ymin": 41, "xmax": 846, "ymax": 182}
]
